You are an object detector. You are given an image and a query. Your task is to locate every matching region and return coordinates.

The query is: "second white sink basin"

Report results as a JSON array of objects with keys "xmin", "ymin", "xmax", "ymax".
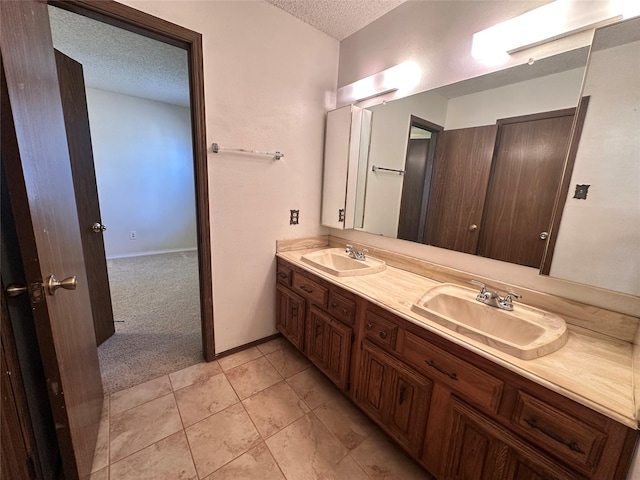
[
  {"xmin": 411, "ymin": 284, "xmax": 568, "ymax": 360},
  {"xmin": 301, "ymin": 248, "xmax": 386, "ymax": 277}
]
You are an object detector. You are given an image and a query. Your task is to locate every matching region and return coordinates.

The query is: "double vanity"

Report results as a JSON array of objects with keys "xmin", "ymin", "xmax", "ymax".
[{"xmin": 275, "ymin": 237, "xmax": 638, "ymax": 479}]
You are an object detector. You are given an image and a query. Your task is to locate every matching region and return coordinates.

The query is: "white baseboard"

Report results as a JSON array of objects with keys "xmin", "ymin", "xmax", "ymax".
[{"xmin": 106, "ymin": 247, "xmax": 197, "ymax": 260}]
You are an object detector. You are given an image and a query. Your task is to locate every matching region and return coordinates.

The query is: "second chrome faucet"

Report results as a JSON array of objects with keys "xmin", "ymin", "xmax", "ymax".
[{"xmin": 470, "ymin": 279, "xmax": 521, "ymax": 311}]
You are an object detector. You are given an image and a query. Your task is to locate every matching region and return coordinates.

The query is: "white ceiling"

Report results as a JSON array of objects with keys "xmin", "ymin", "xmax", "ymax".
[
  {"xmin": 47, "ymin": 1, "xmax": 405, "ymax": 108},
  {"xmin": 48, "ymin": 5, "xmax": 190, "ymax": 107},
  {"xmin": 265, "ymin": 0, "xmax": 406, "ymax": 41}
]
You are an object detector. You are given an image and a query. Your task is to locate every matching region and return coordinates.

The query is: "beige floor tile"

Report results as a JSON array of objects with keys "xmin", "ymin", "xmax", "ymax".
[
  {"xmin": 174, "ymin": 372, "xmax": 239, "ymax": 427},
  {"xmin": 265, "ymin": 413, "xmax": 347, "ymax": 480},
  {"xmin": 265, "ymin": 345, "xmax": 311, "ymax": 378},
  {"xmin": 286, "ymin": 366, "xmax": 342, "ymax": 409},
  {"xmin": 314, "ymin": 394, "xmax": 377, "ymax": 450},
  {"xmin": 110, "ymin": 376, "xmax": 172, "ymax": 416},
  {"xmin": 89, "ymin": 467, "xmax": 109, "ymax": 480},
  {"xmin": 256, "ymin": 337, "xmax": 290, "ymax": 355},
  {"xmin": 109, "ymin": 431, "xmax": 197, "ymax": 480},
  {"xmin": 318, "ymin": 454, "xmax": 370, "ymax": 480},
  {"xmin": 226, "ymin": 357, "xmax": 283, "ymax": 399},
  {"xmin": 203, "ymin": 443, "xmax": 285, "ymax": 480},
  {"xmin": 218, "ymin": 347, "xmax": 263, "ymax": 371},
  {"xmin": 242, "ymin": 381, "xmax": 309, "ymax": 438},
  {"xmin": 169, "ymin": 360, "xmax": 222, "ymax": 391},
  {"xmin": 91, "ymin": 398, "xmax": 110, "ymax": 472},
  {"xmin": 109, "ymin": 393, "xmax": 182, "ymax": 463},
  {"xmin": 186, "ymin": 403, "xmax": 261, "ymax": 478},
  {"xmin": 350, "ymin": 430, "xmax": 432, "ymax": 480}
]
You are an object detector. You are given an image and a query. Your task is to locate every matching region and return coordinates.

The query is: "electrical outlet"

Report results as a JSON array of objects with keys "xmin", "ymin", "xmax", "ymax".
[{"xmin": 129, "ymin": 231, "xmax": 137, "ymax": 240}]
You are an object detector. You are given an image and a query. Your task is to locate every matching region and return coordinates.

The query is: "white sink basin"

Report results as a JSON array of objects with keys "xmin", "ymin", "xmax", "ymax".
[
  {"xmin": 301, "ymin": 248, "xmax": 386, "ymax": 277},
  {"xmin": 411, "ymin": 284, "xmax": 568, "ymax": 360}
]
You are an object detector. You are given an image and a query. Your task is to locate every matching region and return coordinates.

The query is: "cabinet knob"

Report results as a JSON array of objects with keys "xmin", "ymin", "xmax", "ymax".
[
  {"xmin": 468, "ymin": 224, "xmax": 478, "ymax": 232},
  {"xmin": 540, "ymin": 231, "xmax": 549, "ymax": 240},
  {"xmin": 365, "ymin": 323, "xmax": 373, "ymax": 330},
  {"xmin": 379, "ymin": 331, "xmax": 388, "ymax": 339}
]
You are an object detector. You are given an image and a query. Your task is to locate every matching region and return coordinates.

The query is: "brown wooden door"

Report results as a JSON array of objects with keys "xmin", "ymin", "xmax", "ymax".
[
  {"xmin": 1, "ymin": 2, "xmax": 104, "ymax": 479},
  {"xmin": 425, "ymin": 125, "xmax": 498, "ymax": 253},
  {"xmin": 55, "ymin": 49, "xmax": 115, "ymax": 346},
  {"xmin": 322, "ymin": 316, "xmax": 352, "ymax": 390},
  {"xmin": 306, "ymin": 306, "xmax": 326, "ymax": 366},
  {"xmin": 398, "ymin": 138, "xmax": 431, "ymax": 242},
  {"xmin": 478, "ymin": 111, "xmax": 574, "ymax": 268}
]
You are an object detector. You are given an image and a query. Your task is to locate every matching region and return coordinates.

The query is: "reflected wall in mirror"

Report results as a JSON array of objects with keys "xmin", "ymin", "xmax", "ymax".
[
  {"xmin": 549, "ymin": 17, "xmax": 640, "ymax": 296},
  {"xmin": 356, "ymin": 54, "xmax": 586, "ymax": 269}
]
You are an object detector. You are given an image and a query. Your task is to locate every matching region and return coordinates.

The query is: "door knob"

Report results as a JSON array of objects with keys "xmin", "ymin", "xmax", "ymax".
[
  {"xmin": 46, "ymin": 275, "xmax": 77, "ymax": 295},
  {"xmin": 92, "ymin": 222, "xmax": 107, "ymax": 233},
  {"xmin": 540, "ymin": 232, "xmax": 549, "ymax": 240},
  {"xmin": 5, "ymin": 284, "xmax": 27, "ymax": 298}
]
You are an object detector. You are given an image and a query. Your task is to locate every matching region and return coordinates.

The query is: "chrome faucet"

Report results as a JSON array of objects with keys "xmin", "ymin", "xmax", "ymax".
[
  {"xmin": 345, "ymin": 244, "xmax": 368, "ymax": 260},
  {"xmin": 470, "ymin": 280, "xmax": 521, "ymax": 311}
]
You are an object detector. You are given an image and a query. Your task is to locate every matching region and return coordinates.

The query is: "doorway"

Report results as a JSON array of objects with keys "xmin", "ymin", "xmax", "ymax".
[
  {"xmin": 397, "ymin": 115, "xmax": 442, "ymax": 243},
  {"xmin": 47, "ymin": 2, "xmax": 214, "ymax": 393}
]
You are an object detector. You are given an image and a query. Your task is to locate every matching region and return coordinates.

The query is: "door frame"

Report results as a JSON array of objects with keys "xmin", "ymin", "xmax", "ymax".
[{"xmin": 49, "ymin": 0, "xmax": 215, "ymax": 360}]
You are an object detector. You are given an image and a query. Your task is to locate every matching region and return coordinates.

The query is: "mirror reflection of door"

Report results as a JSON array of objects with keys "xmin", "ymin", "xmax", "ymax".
[
  {"xmin": 397, "ymin": 116, "xmax": 443, "ymax": 242},
  {"xmin": 478, "ymin": 109, "xmax": 576, "ymax": 267}
]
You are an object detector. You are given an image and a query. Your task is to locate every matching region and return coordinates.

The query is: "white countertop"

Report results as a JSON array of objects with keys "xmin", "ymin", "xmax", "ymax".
[{"xmin": 278, "ymin": 247, "xmax": 637, "ymax": 429}]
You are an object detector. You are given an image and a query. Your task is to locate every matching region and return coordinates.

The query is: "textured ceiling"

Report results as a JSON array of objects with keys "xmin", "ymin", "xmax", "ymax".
[
  {"xmin": 265, "ymin": 0, "xmax": 407, "ymax": 40},
  {"xmin": 48, "ymin": 5, "xmax": 190, "ymax": 107}
]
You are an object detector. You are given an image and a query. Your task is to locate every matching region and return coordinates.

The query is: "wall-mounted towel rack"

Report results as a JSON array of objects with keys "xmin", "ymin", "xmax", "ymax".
[
  {"xmin": 372, "ymin": 165, "xmax": 405, "ymax": 175},
  {"xmin": 212, "ymin": 143, "xmax": 284, "ymax": 160}
]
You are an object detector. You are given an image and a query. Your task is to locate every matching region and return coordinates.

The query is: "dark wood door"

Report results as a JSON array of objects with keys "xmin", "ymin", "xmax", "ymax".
[
  {"xmin": 55, "ymin": 49, "xmax": 115, "ymax": 346},
  {"xmin": 478, "ymin": 111, "xmax": 574, "ymax": 268},
  {"xmin": 306, "ymin": 307, "xmax": 326, "ymax": 367},
  {"xmin": 1, "ymin": 293, "xmax": 38, "ymax": 480},
  {"xmin": 398, "ymin": 138, "xmax": 431, "ymax": 242},
  {"xmin": 1, "ymin": 2, "xmax": 104, "ymax": 479},
  {"xmin": 425, "ymin": 125, "xmax": 498, "ymax": 253}
]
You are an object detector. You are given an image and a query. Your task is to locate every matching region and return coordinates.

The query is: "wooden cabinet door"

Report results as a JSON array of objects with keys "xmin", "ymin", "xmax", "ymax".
[
  {"xmin": 445, "ymin": 398, "xmax": 579, "ymax": 480},
  {"xmin": 306, "ymin": 306, "xmax": 352, "ymax": 391},
  {"xmin": 356, "ymin": 341, "xmax": 432, "ymax": 457},
  {"xmin": 276, "ymin": 285, "xmax": 305, "ymax": 351},
  {"xmin": 424, "ymin": 125, "xmax": 498, "ymax": 254}
]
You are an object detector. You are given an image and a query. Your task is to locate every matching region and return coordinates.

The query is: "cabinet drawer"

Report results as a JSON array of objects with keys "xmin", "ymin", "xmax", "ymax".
[
  {"xmin": 328, "ymin": 290, "xmax": 356, "ymax": 326},
  {"xmin": 276, "ymin": 263, "xmax": 292, "ymax": 286},
  {"xmin": 364, "ymin": 309, "xmax": 398, "ymax": 350},
  {"xmin": 511, "ymin": 391, "xmax": 607, "ymax": 473},
  {"xmin": 292, "ymin": 272, "xmax": 328, "ymax": 307},
  {"xmin": 401, "ymin": 331, "xmax": 503, "ymax": 412}
]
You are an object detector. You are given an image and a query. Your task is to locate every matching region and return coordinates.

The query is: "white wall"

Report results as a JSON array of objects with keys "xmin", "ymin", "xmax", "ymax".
[
  {"xmin": 86, "ymin": 88, "xmax": 197, "ymax": 258},
  {"xmin": 444, "ymin": 68, "xmax": 585, "ymax": 129},
  {"xmin": 362, "ymin": 90, "xmax": 448, "ymax": 237},
  {"xmin": 334, "ymin": 1, "xmax": 639, "ymax": 318},
  {"xmin": 120, "ymin": 0, "xmax": 339, "ymax": 353},
  {"xmin": 551, "ymin": 40, "xmax": 640, "ymax": 296}
]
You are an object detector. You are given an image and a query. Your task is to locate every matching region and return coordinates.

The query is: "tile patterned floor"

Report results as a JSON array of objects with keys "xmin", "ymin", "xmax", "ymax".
[{"xmin": 90, "ymin": 338, "xmax": 433, "ymax": 480}]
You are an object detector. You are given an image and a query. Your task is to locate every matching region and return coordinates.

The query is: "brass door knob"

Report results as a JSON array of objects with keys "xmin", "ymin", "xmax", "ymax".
[{"xmin": 46, "ymin": 275, "xmax": 77, "ymax": 295}]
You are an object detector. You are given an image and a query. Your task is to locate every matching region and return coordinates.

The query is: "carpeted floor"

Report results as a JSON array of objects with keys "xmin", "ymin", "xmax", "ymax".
[{"xmin": 98, "ymin": 250, "xmax": 202, "ymax": 395}]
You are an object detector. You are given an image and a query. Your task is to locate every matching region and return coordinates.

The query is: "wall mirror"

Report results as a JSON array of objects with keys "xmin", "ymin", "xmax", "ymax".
[
  {"xmin": 355, "ymin": 51, "xmax": 588, "ymax": 268},
  {"xmin": 547, "ymin": 17, "xmax": 640, "ymax": 296}
]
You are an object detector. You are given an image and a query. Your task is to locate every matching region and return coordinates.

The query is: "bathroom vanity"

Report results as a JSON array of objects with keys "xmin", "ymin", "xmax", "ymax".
[{"xmin": 275, "ymin": 238, "xmax": 638, "ymax": 480}]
